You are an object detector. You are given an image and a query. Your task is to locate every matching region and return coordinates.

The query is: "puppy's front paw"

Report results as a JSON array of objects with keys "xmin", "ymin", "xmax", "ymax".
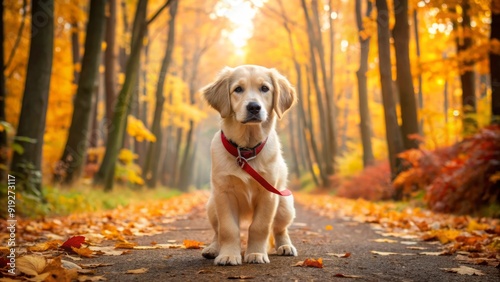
[
  {"xmin": 244, "ymin": 253, "xmax": 270, "ymax": 264},
  {"xmin": 214, "ymin": 254, "xmax": 242, "ymax": 266},
  {"xmin": 202, "ymin": 244, "xmax": 218, "ymax": 259},
  {"xmin": 277, "ymin": 245, "xmax": 298, "ymax": 256}
]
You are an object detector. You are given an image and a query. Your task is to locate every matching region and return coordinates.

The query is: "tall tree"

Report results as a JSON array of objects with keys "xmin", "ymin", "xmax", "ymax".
[
  {"xmin": 375, "ymin": 0, "xmax": 405, "ymax": 181},
  {"xmin": 491, "ymin": 0, "xmax": 500, "ymax": 124},
  {"xmin": 457, "ymin": 0, "xmax": 477, "ymax": 134},
  {"xmin": 413, "ymin": 8, "xmax": 424, "ymax": 132},
  {"xmin": 393, "ymin": 0, "xmax": 419, "ymax": 149},
  {"xmin": 10, "ymin": 0, "xmax": 54, "ymax": 194},
  {"xmin": 55, "ymin": 0, "xmax": 107, "ymax": 185},
  {"xmin": 105, "ymin": 0, "xmax": 117, "ymax": 124},
  {"xmin": 70, "ymin": 0, "xmax": 80, "ymax": 85},
  {"xmin": 355, "ymin": 0, "xmax": 375, "ymax": 167},
  {"xmin": 0, "ymin": 0, "xmax": 7, "ymax": 182},
  {"xmin": 94, "ymin": 0, "xmax": 148, "ymax": 190},
  {"xmin": 143, "ymin": 0, "xmax": 178, "ymax": 188}
]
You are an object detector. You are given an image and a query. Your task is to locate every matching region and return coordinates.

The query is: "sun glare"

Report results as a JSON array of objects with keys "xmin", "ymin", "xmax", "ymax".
[{"xmin": 215, "ymin": 0, "xmax": 265, "ymax": 53}]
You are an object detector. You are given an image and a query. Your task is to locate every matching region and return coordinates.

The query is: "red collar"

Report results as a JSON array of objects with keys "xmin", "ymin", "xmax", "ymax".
[{"xmin": 220, "ymin": 131, "xmax": 292, "ymax": 196}]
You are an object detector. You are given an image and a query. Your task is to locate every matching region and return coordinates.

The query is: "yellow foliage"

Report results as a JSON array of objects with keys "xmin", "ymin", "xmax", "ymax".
[
  {"xmin": 118, "ymin": 149, "xmax": 138, "ymax": 165},
  {"xmin": 127, "ymin": 115, "xmax": 156, "ymax": 142}
]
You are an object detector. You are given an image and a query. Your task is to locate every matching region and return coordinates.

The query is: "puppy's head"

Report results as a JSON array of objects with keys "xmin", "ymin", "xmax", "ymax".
[{"xmin": 202, "ymin": 65, "xmax": 296, "ymax": 123}]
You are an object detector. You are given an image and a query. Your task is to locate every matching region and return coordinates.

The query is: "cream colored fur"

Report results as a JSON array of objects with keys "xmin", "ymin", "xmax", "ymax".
[{"xmin": 201, "ymin": 65, "xmax": 298, "ymax": 266}]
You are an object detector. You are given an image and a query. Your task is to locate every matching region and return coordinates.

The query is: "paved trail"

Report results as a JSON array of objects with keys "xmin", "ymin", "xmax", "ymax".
[{"xmin": 83, "ymin": 203, "xmax": 499, "ymax": 281}]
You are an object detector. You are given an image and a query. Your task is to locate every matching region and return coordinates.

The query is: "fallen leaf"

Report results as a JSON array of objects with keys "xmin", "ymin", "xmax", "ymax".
[
  {"xmin": 115, "ymin": 241, "xmax": 138, "ymax": 249},
  {"xmin": 61, "ymin": 236, "xmax": 86, "ymax": 252},
  {"xmin": 197, "ymin": 269, "xmax": 213, "ymax": 274},
  {"xmin": 227, "ymin": 276, "xmax": 255, "ymax": 279},
  {"xmin": 419, "ymin": 251, "xmax": 447, "ymax": 256},
  {"xmin": 183, "ymin": 239, "xmax": 204, "ymax": 249},
  {"xmin": 41, "ymin": 256, "xmax": 78, "ymax": 282},
  {"xmin": 327, "ymin": 252, "xmax": 351, "ymax": 258},
  {"xmin": 371, "ymin": 251, "xmax": 415, "ymax": 256},
  {"xmin": 373, "ymin": 238, "xmax": 397, "ymax": 243},
  {"xmin": 325, "ymin": 225, "xmax": 334, "ymax": 231},
  {"xmin": 406, "ymin": 246, "xmax": 427, "ymax": 250},
  {"xmin": 27, "ymin": 240, "xmax": 62, "ymax": 252},
  {"xmin": 26, "ymin": 272, "xmax": 50, "ymax": 282},
  {"xmin": 294, "ymin": 258, "xmax": 323, "ymax": 268},
  {"xmin": 126, "ymin": 268, "xmax": 148, "ymax": 274},
  {"xmin": 17, "ymin": 255, "xmax": 47, "ymax": 276},
  {"xmin": 61, "ymin": 260, "xmax": 82, "ymax": 270},
  {"xmin": 440, "ymin": 266, "xmax": 485, "ymax": 276},
  {"xmin": 400, "ymin": 241, "xmax": 417, "ymax": 245},
  {"xmin": 80, "ymin": 263, "xmax": 113, "ymax": 269},
  {"xmin": 334, "ymin": 273, "xmax": 363, "ymax": 278},
  {"xmin": 89, "ymin": 246, "xmax": 124, "ymax": 256},
  {"xmin": 71, "ymin": 247, "xmax": 94, "ymax": 258},
  {"xmin": 77, "ymin": 269, "xmax": 96, "ymax": 274},
  {"xmin": 77, "ymin": 275, "xmax": 107, "ymax": 281}
]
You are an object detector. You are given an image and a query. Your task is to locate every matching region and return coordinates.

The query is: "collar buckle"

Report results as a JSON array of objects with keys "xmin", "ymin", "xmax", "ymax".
[{"xmin": 236, "ymin": 147, "xmax": 257, "ymax": 168}]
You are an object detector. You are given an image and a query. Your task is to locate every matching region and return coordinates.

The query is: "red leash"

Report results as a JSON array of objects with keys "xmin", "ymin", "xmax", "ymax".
[{"xmin": 220, "ymin": 131, "xmax": 292, "ymax": 196}]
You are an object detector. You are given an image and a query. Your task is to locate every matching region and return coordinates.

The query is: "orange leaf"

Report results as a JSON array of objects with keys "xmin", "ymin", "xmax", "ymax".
[
  {"xmin": 294, "ymin": 258, "xmax": 323, "ymax": 268},
  {"xmin": 61, "ymin": 236, "xmax": 86, "ymax": 251},
  {"xmin": 71, "ymin": 247, "xmax": 94, "ymax": 258},
  {"xmin": 28, "ymin": 240, "xmax": 62, "ymax": 252},
  {"xmin": 115, "ymin": 241, "xmax": 138, "ymax": 249},
  {"xmin": 183, "ymin": 239, "xmax": 203, "ymax": 249}
]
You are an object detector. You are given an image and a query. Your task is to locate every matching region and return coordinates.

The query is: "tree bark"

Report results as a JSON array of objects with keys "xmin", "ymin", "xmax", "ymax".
[
  {"xmin": 355, "ymin": 0, "xmax": 375, "ymax": 167},
  {"xmin": 413, "ymin": 9, "xmax": 424, "ymax": 133},
  {"xmin": 10, "ymin": 0, "xmax": 54, "ymax": 194},
  {"xmin": 491, "ymin": 0, "xmax": 500, "ymax": 124},
  {"xmin": 55, "ymin": 0, "xmax": 106, "ymax": 185},
  {"xmin": 144, "ymin": 0, "xmax": 178, "ymax": 188},
  {"xmin": 458, "ymin": 0, "xmax": 477, "ymax": 134},
  {"xmin": 94, "ymin": 0, "xmax": 148, "ymax": 191},
  {"xmin": 375, "ymin": 0, "xmax": 405, "ymax": 181},
  {"xmin": 393, "ymin": 0, "xmax": 419, "ymax": 149},
  {"xmin": 105, "ymin": 0, "xmax": 117, "ymax": 124}
]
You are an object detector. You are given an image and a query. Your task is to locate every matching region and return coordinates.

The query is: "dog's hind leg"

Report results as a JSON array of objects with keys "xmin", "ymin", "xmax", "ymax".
[{"xmin": 273, "ymin": 195, "xmax": 298, "ymax": 256}]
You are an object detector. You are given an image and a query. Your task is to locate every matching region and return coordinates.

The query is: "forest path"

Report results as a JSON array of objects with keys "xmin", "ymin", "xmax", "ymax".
[{"xmin": 81, "ymin": 200, "xmax": 498, "ymax": 282}]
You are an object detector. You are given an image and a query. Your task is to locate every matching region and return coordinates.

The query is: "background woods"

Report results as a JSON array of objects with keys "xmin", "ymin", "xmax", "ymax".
[{"xmin": 0, "ymin": 0, "xmax": 499, "ymax": 216}]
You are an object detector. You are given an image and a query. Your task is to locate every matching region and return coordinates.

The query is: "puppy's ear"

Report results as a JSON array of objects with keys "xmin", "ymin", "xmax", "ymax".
[
  {"xmin": 202, "ymin": 67, "xmax": 233, "ymax": 118},
  {"xmin": 270, "ymin": 69, "xmax": 297, "ymax": 119}
]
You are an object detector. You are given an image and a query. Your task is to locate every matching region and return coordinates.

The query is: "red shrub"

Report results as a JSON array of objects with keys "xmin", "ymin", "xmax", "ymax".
[
  {"xmin": 337, "ymin": 162, "xmax": 394, "ymax": 201},
  {"xmin": 397, "ymin": 126, "xmax": 500, "ymax": 214}
]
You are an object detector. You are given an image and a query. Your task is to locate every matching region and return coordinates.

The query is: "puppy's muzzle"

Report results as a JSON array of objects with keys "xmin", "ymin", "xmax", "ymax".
[{"xmin": 243, "ymin": 102, "xmax": 262, "ymax": 123}]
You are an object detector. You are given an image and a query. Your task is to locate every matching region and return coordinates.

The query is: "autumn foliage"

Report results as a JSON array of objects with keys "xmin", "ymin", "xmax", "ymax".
[{"xmin": 395, "ymin": 126, "xmax": 500, "ymax": 214}]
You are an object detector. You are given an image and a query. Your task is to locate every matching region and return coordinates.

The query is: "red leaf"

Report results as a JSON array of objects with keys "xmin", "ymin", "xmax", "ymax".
[{"xmin": 61, "ymin": 236, "xmax": 86, "ymax": 251}]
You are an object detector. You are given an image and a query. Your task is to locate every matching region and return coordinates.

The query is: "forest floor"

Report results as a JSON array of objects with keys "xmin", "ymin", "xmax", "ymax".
[{"xmin": 2, "ymin": 191, "xmax": 499, "ymax": 281}]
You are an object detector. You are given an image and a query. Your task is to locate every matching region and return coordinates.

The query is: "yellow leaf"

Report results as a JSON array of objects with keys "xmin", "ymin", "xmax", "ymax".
[
  {"xmin": 27, "ymin": 240, "xmax": 62, "ymax": 252},
  {"xmin": 17, "ymin": 255, "xmax": 47, "ymax": 276},
  {"xmin": 325, "ymin": 225, "xmax": 333, "ymax": 231}
]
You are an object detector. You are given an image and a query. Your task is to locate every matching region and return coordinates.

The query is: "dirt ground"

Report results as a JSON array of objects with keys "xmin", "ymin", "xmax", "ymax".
[{"xmin": 81, "ymin": 203, "xmax": 499, "ymax": 282}]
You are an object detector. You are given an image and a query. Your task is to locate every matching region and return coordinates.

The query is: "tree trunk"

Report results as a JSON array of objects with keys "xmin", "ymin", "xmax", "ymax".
[
  {"xmin": 375, "ymin": 0, "xmax": 405, "ymax": 181},
  {"xmin": 10, "ymin": 0, "xmax": 54, "ymax": 195},
  {"xmin": 70, "ymin": 18, "xmax": 80, "ymax": 85},
  {"xmin": 458, "ymin": 0, "xmax": 477, "ymax": 134},
  {"xmin": 0, "ymin": 1, "xmax": 7, "ymax": 182},
  {"xmin": 144, "ymin": 0, "xmax": 178, "ymax": 188},
  {"xmin": 393, "ymin": 0, "xmax": 419, "ymax": 149},
  {"xmin": 300, "ymin": 0, "xmax": 330, "ymax": 187},
  {"xmin": 55, "ymin": 0, "xmax": 106, "ymax": 185},
  {"xmin": 355, "ymin": 0, "xmax": 375, "ymax": 168},
  {"xmin": 311, "ymin": 0, "xmax": 337, "ymax": 176},
  {"xmin": 413, "ymin": 9, "xmax": 424, "ymax": 133},
  {"xmin": 491, "ymin": 0, "xmax": 500, "ymax": 124},
  {"xmin": 94, "ymin": 0, "xmax": 148, "ymax": 191},
  {"xmin": 105, "ymin": 0, "xmax": 117, "ymax": 125},
  {"xmin": 288, "ymin": 109, "xmax": 301, "ymax": 179},
  {"xmin": 169, "ymin": 127, "xmax": 183, "ymax": 187}
]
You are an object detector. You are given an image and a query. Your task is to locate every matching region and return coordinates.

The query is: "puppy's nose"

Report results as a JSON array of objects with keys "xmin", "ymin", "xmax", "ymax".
[{"xmin": 246, "ymin": 102, "xmax": 261, "ymax": 115}]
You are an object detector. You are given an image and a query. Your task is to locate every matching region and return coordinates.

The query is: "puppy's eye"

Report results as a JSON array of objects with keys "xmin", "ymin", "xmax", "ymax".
[
  {"xmin": 234, "ymin": 86, "xmax": 243, "ymax": 93},
  {"xmin": 261, "ymin": 85, "xmax": 269, "ymax": 92}
]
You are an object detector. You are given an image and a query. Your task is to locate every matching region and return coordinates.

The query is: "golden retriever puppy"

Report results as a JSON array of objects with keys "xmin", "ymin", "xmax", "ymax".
[{"xmin": 201, "ymin": 65, "xmax": 297, "ymax": 265}]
